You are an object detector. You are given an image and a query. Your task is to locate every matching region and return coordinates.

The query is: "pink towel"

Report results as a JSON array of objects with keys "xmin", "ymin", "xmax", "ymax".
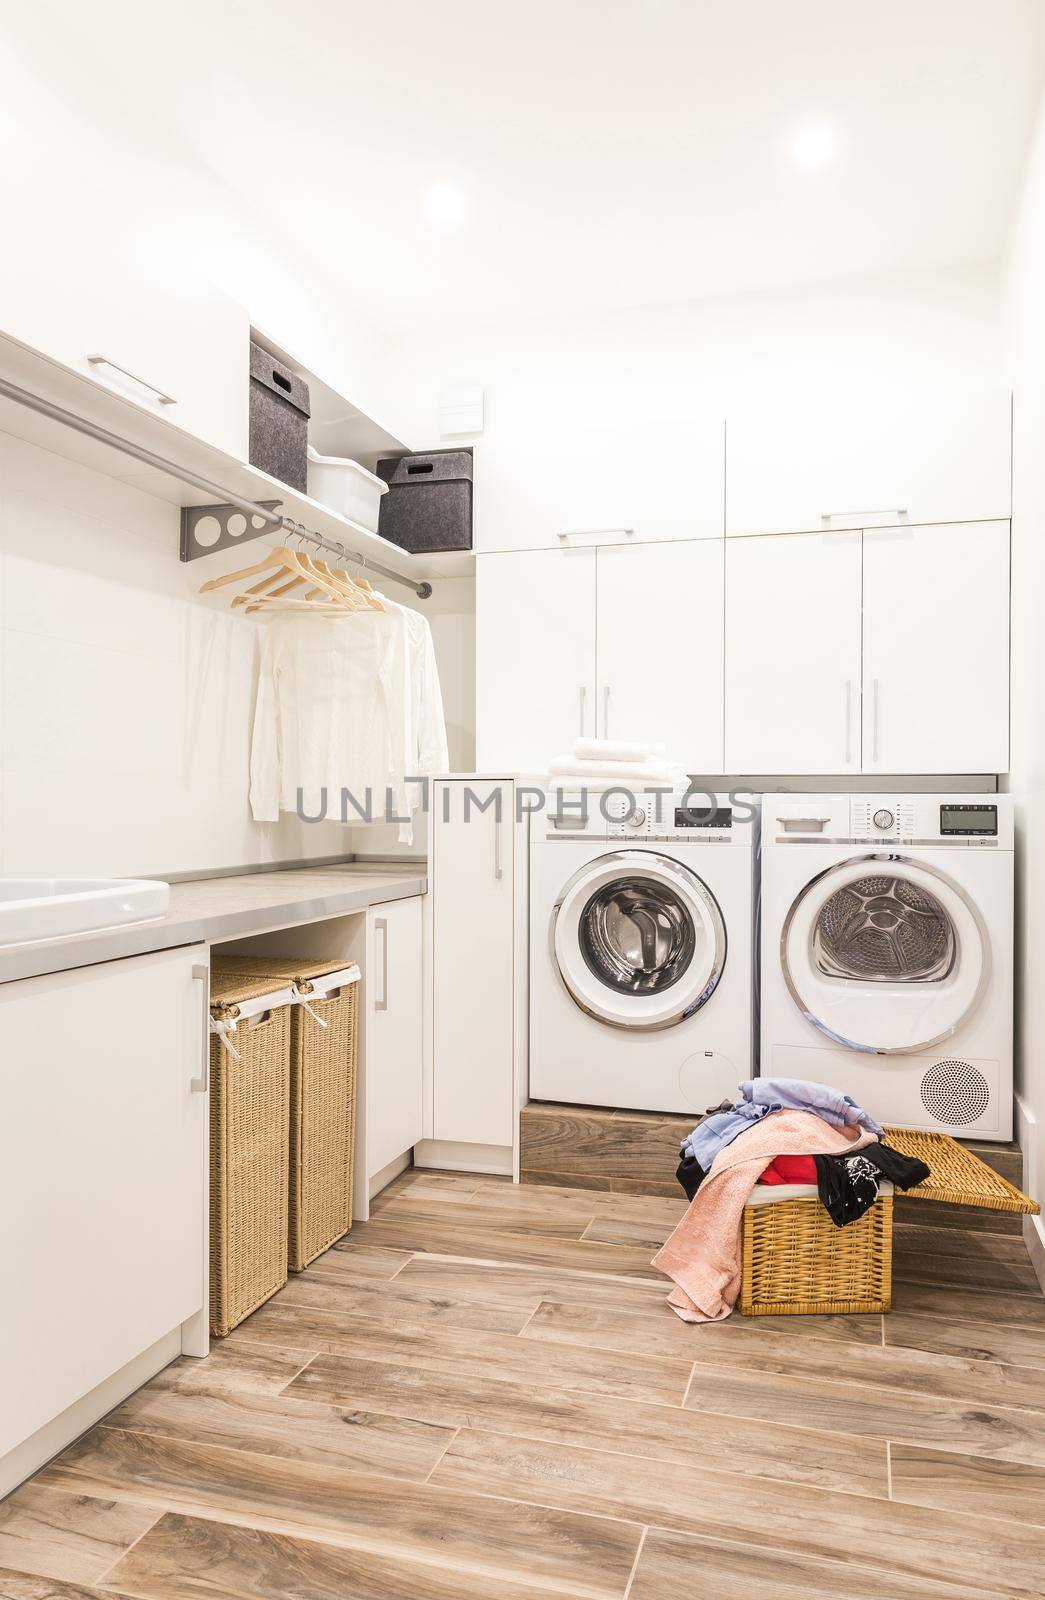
[{"xmin": 652, "ymin": 1109, "xmax": 878, "ymax": 1322}]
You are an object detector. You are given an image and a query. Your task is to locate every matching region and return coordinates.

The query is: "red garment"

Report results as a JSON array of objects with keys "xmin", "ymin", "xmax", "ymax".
[{"xmin": 758, "ymin": 1153, "xmax": 818, "ymax": 1185}]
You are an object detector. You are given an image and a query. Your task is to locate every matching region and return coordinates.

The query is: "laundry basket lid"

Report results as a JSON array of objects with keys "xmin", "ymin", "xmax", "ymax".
[{"xmin": 885, "ymin": 1127, "xmax": 1039, "ymax": 1215}]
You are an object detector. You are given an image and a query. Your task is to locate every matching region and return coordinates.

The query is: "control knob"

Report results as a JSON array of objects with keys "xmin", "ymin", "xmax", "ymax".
[
  {"xmin": 873, "ymin": 808, "xmax": 895, "ymax": 830},
  {"xmin": 627, "ymin": 809, "xmax": 646, "ymax": 828}
]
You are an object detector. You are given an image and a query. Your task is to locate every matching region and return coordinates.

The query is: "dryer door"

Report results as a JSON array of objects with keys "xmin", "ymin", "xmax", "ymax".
[
  {"xmin": 553, "ymin": 850, "xmax": 727, "ymax": 1030},
  {"xmin": 781, "ymin": 853, "xmax": 988, "ymax": 1054}
]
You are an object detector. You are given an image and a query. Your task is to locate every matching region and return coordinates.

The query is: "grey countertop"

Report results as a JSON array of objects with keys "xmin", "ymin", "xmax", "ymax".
[{"xmin": 0, "ymin": 864, "xmax": 427, "ymax": 985}]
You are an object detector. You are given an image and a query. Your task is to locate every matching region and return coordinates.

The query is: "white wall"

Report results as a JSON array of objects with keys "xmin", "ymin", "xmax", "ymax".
[{"xmin": 1003, "ymin": 87, "xmax": 1045, "ymax": 1239}]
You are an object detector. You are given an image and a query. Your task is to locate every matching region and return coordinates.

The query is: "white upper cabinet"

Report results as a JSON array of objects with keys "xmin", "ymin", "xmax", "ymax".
[
  {"xmin": 596, "ymin": 541, "xmax": 724, "ymax": 771},
  {"xmin": 476, "ymin": 548, "xmax": 597, "ymax": 772},
  {"xmin": 0, "ymin": 145, "xmax": 248, "ymax": 460},
  {"xmin": 476, "ymin": 415, "xmax": 725, "ymax": 553},
  {"xmin": 725, "ymin": 532, "xmax": 863, "ymax": 774},
  {"xmin": 863, "ymin": 521, "xmax": 1010, "ymax": 775},
  {"xmin": 725, "ymin": 391, "xmax": 1011, "ymax": 538}
]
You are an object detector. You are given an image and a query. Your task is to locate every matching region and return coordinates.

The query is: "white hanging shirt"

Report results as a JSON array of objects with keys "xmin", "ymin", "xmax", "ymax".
[{"xmin": 249, "ymin": 604, "xmax": 449, "ymax": 842}]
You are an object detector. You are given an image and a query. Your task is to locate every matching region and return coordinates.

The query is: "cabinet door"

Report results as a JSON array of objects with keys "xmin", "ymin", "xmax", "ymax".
[
  {"xmin": 476, "ymin": 416, "xmax": 725, "ymax": 552},
  {"xmin": 0, "ymin": 142, "xmax": 248, "ymax": 460},
  {"xmin": 0, "ymin": 948, "xmax": 206, "ymax": 1458},
  {"xmin": 476, "ymin": 548, "xmax": 597, "ymax": 772},
  {"xmin": 432, "ymin": 781, "xmax": 515, "ymax": 1146},
  {"xmin": 726, "ymin": 391, "xmax": 1011, "ymax": 537},
  {"xmin": 596, "ymin": 541, "xmax": 724, "ymax": 770},
  {"xmin": 724, "ymin": 532, "xmax": 862, "ymax": 774},
  {"xmin": 863, "ymin": 520, "xmax": 1010, "ymax": 774},
  {"xmin": 366, "ymin": 897, "xmax": 423, "ymax": 1175}
]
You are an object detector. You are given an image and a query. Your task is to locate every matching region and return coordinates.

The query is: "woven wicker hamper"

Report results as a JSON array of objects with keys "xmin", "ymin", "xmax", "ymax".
[
  {"xmin": 211, "ymin": 956, "xmax": 359, "ymax": 1271},
  {"xmin": 208, "ymin": 972, "xmax": 292, "ymax": 1337}
]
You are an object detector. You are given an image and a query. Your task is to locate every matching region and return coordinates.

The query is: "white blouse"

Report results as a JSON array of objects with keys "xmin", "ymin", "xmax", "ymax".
[{"xmin": 249, "ymin": 600, "xmax": 449, "ymax": 842}]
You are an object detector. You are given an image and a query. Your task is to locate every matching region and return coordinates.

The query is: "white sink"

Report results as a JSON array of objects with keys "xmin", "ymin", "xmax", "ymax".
[{"xmin": 0, "ymin": 878, "xmax": 170, "ymax": 946}]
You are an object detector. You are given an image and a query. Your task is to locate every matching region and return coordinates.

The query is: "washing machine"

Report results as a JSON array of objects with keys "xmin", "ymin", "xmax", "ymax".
[
  {"xmin": 760, "ymin": 793, "xmax": 1013, "ymax": 1139},
  {"xmin": 529, "ymin": 789, "xmax": 758, "ymax": 1114}
]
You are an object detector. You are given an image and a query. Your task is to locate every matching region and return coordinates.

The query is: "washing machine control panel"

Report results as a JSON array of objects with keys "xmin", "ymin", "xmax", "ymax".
[
  {"xmin": 552, "ymin": 791, "xmax": 739, "ymax": 841},
  {"xmin": 850, "ymin": 798, "xmax": 916, "ymax": 840}
]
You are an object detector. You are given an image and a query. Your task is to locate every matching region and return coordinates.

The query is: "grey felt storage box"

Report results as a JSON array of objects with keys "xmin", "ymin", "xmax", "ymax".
[
  {"xmin": 376, "ymin": 449, "xmax": 473, "ymax": 553},
  {"xmin": 249, "ymin": 343, "xmax": 311, "ymax": 493}
]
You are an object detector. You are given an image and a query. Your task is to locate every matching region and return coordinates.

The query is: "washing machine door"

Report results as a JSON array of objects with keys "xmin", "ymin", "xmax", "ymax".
[
  {"xmin": 781, "ymin": 853, "xmax": 989, "ymax": 1054},
  {"xmin": 552, "ymin": 850, "xmax": 727, "ymax": 1030}
]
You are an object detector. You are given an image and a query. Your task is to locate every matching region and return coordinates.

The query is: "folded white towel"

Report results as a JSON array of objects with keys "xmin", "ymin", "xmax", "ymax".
[
  {"xmin": 573, "ymin": 737, "xmax": 665, "ymax": 764},
  {"xmin": 547, "ymin": 756, "xmax": 686, "ymax": 783}
]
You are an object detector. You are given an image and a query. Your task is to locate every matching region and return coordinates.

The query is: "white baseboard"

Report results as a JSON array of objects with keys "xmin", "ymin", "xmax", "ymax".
[
  {"xmin": 1024, "ymin": 1213, "xmax": 1045, "ymax": 1298},
  {"xmin": 1013, "ymin": 1092, "xmax": 1044, "ymax": 1298},
  {"xmin": 414, "ymin": 1138, "xmax": 514, "ymax": 1176},
  {"xmin": 0, "ymin": 1328, "xmax": 182, "ymax": 1500}
]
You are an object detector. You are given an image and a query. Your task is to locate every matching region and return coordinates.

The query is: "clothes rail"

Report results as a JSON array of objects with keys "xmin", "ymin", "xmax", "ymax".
[{"xmin": 0, "ymin": 373, "xmax": 433, "ymax": 599}]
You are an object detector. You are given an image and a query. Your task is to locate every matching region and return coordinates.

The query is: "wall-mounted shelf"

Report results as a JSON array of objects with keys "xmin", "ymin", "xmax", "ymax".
[{"xmin": 0, "ymin": 330, "xmax": 475, "ymax": 586}]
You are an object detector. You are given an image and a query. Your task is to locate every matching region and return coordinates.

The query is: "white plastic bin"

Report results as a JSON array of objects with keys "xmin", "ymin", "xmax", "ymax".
[{"xmin": 306, "ymin": 447, "xmax": 388, "ymax": 532}]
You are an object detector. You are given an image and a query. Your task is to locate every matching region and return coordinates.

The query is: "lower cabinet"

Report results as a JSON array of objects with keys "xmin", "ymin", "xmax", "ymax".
[
  {"xmin": 431, "ymin": 779, "xmax": 516, "ymax": 1148},
  {"xmin": 361, "ymin": 897, "xmax": 424, "ymax": 1177},
  {"xmin": 0, "ymin": 947, "xmax": 207, "ymax": 1489}
]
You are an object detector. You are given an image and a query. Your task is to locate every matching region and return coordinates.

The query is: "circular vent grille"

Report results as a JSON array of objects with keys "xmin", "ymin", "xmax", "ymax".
[{"xmin": 920, "ymin": 1060, "xmax": 990, "ymax": 1125}]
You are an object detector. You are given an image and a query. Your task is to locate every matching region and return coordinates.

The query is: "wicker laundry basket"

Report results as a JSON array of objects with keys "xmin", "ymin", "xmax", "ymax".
[
  {"xmin": 738, "ymin": 1127, "xmax": 1039, "ymax": 1319},
  {"xmin": 208, "ymin": 971, "xmax": 293, "ymax": 1337},
  {"xmin": 211, "ymin": 956, "xmax": 360, "ymax": 1271}
]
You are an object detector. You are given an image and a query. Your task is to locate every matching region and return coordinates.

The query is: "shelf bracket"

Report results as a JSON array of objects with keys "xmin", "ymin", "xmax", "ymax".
[{"xmin": 179, "ymin": 501, "xmax": 284, "ymax": 563}]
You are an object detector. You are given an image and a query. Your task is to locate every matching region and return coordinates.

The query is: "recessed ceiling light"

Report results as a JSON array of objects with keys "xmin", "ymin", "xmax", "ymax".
[
  {"xmin": 421, "ymin": 181, "xmax": 467, "ymax": 228},
  {"xmin": 792, "ymin": 124, "xmax": 836, "ymax": 169}
]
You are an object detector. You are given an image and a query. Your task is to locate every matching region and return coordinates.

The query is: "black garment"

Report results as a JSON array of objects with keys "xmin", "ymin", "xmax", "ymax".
[
  {"xmin": 813, "ymin": 1140, "xmax": 931, "ymax": 1227},
  {"xmin": 676, "ymin": 1151, "xmax": 707, "ymax": 1201}
]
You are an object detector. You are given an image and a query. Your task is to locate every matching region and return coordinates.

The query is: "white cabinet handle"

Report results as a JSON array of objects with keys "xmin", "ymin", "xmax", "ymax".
[
  {"xmin": 374, "ymin": 917, "xmax": 389, "ymax": 1011},
  {"xmin": 872, "ymin": 678, "xmax": 880, "ymax": 764},
  {"xmin": 191, "ymin": 963, "xmax": 209, "ymax": 1093},
  {"xmin": 578, "ymin": 685, "xmax": 587, "ymax": 736},
  {"xmin": 844, "ymin": 680, "xmax": 853, "ymax": 766},
  {"xmin": 820, "ymin": 507, "xmax": 907, "ymax": 526},
  {"xmin": 603, "ymin": 686, "xmax": 611, "ymax": 738},
  {"xmin": 87, "ymin": 354, "xmax": 176, "ymax": 406},
  {"xmin": 494, "ymin": 812, "xmax": 504, "ymax": 881},
  {"xmin": 557, "ymin": 527, "xmax": 634, "ymax": 543}
]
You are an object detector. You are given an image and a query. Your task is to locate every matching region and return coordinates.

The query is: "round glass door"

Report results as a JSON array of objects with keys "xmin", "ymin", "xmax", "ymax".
[
  {"xmin": 553, "ymin": 851, "xmax": 726, "ymax": 1030},
  {"xmin": 781, "ymin": 853, "xmax": 988, "ymax": 1054}
]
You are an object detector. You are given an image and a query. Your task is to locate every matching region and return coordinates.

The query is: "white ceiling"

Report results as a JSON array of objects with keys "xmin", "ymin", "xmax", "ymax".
[{"xmin": 40, "ymin": 0, "xmax": 1045, "ymax": 332}]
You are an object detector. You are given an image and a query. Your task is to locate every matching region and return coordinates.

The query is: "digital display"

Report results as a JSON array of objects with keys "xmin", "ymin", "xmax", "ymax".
[
  {"xmin": 940, "ymin": 804, "xmax": 998, "ymax": 836},
  {"xmin": 675, "ymin": 806, "xmax": 732, "ymax": 829}
]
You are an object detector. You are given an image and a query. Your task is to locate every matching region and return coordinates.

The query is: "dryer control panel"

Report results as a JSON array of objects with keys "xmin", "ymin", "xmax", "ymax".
[{"xmin": 762, "ymin": 793, "xmax": 1013, "ymax": 848}]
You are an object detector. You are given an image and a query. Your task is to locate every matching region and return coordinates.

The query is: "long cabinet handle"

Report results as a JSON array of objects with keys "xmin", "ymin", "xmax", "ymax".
[
  {"xmin": 494, "ymin": 812, "xmax": 504, "ymax": 881},
  {"xmin": 87, "ymin": 353, "xmax": 177, "ymax": 406},
  {"xmin": 191, "ymin": 964, "xmax": 209, "ymax": 1093},
  {"xmin": 872, "ymin": 678, "xmax": 880, "ymax": 764},
  {"xmin": 557, "ymin": 527, "xmax": 634, "ymax": 542},
  {"xmin": 578, "ymin": 685, "xmax": 586, "ymax": 736},
  {"xmin": 820, "ymin": 507, "xmax": 907, "ymax": 525},
  {"xmin": 603, "ymin": 686, "xmax": 611, "ymax": 738},
  {"xmin": 844, "ymin": 680, "xmax": 853, "ymax": 766},
  {"xmin": 374, "ymin": 918, "xmax": 389, "ymax": 1011}
]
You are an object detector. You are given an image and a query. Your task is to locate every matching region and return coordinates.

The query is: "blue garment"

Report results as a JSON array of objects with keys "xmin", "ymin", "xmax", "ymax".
[
  {"xmin": 739, "ymin": 1078, "xmax": 884, "ymax": 1138},
  {"xmin": 680, "ymin": 1077, "xmax": 884, "ymax": 1173}
]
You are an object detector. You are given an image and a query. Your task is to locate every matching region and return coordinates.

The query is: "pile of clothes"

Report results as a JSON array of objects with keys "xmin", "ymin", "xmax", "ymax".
[
  {"xmin": 676, "ymin": 1078, "xmax": 930, "ymax": 1226},
  {"xmin": 653, "ymin": 1077, "xmax": 930, "ymax": 1323}
]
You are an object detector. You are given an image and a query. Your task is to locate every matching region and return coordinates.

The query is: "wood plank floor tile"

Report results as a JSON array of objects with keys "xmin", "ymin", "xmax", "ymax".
[
  {"xmin": 0, "ymin": 1487, "xmax": 157, "ymax": 1585},
  {"xmin": 0, "ymin": 1572, "xmax": 111, "ymax": 1600},
  {"xmin": 285, "ymin": 1353, "xmax": 887, "ymax": 1496},
  {"xmin": 150, "ymin": 1344, "xmax": 313, "ymax": 1398},
  {"xmin": 890, "ymin": 1279, "xmax": 1045, "ymax": 1329},
  {"xmin": 394, "ymin": 1256, "xmax": 668, "ymax": 1312},
  {"xmin": 268, "ymin": 1268, "xmax": 536, "ymax": 1333},
  {"xmin": 523, "ymin": 1298, "xmax": 882, "ymax": 1361},
  {"xmin": 39, "ymin": 1429, "xmax": 642, "ymax": 1598},
  {"xmin": 307, "ymin": 1243, "xmax": 413, "ymax": 1279},
  {"xmin": 469, "ymin": 1179, "xmax": 687, "ymax": 1229},
  {"xmin": 626, "ymin": 1526, "xmax": 1009, "ymax": 1600},
  {"xmin": 248, "ymin": 1308, "xmax": 692, "ymax": 1405},
  {"xmin": 892, "ymin": 1223, "xmax": 1035, "ymax": 1263},
  {"xmin": 685, "ymin": 1324, "xmax": 1045, "ymax": 1412},
  {"xmin": 522, "ymin": 1168, "xmax": 682, "ymax": 1199},
  {"xmin": 344, "ymin": 1216, "xmax": 664, "ymax": 1278},
  {"xmin": 894, "ymin": 1198, "xmax": 1023, "ymax": 1236},
  {"xmin": 580, "ymin": 1216, "xmax": 674, "ymax": 1250},
  {"xmin": 103, "ymin": 1512, "xmax": 597, "ymax": 1600},
  {"xmin": 683, "ymin": 1364, "xmax": 1045, "ymax": 1466},
  {"xmin": 102, "ymin": 1383, "xmax": 455, "ymax": 1480},
  {"xmin": 366, "ymin": 1195, "xmax": 600, "ymax": 1239},
  {"xmin": 890, "ymin": 1442, "xmax": 1045, "ymax": 1526},
  {"xmin": 893, "ymin": 1247, "xmax": 1043, "ymax": 1295},
  {"xmin": 885, "ymin": 1311, "xmax": 1045, "ymax": 1370},
  {"xmin": 433, "ymin": 1429, "xmax": 1045, "ymax": 1600}
]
